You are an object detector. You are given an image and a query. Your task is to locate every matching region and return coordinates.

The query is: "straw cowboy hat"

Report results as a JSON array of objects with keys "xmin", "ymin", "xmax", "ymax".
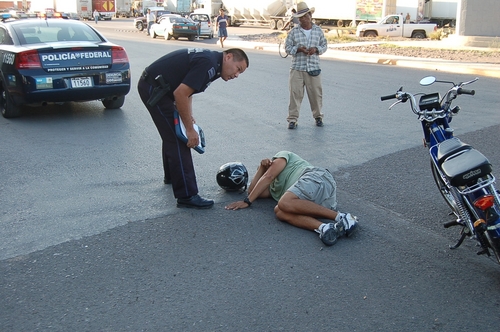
[{"xmin": 293, "ymin": 2, "xmax": 315, "ymax": 18}]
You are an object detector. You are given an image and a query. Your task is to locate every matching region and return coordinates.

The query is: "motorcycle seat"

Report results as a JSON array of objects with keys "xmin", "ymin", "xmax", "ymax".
[
  {"xmin": 437, "ymin": 138, "xmax": 471, "ymax": 166},
  {"xmin": 441, "ymin": 148, "xmax": 492, "ymax": 187}
]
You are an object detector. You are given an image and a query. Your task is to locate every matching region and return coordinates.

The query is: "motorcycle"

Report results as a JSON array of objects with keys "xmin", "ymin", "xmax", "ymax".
[{"xmin": 381, "ymin": 76, "xmax": 500, "ymax": 264}]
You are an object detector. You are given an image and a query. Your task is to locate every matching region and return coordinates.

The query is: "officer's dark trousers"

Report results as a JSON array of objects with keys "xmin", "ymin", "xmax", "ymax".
[{"xmin": 138, "ymin": 79, "xmax": 198, "ymax": 199}]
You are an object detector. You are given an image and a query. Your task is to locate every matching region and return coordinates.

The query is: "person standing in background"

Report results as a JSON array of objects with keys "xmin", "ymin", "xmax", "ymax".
[
  {"xmin": 216, "ymin": 8, "xmax": 228, "ymax": 48},
  {"xmin": 284, "ymin": 2, "xmax": 327, "ymax": 129},
  {"xmin": 146, "ymin": 9, "xmax": 155, "ymax": 36},
  {"xmin": 93, "ymin": 9, "xmax": 99, "ymax": 24}
]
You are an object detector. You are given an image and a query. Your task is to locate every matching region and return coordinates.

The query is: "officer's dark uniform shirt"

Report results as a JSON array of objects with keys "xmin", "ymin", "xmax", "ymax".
[{"xmin": 146, "ymin": 48, "xmax": 222, "ymax": 100}]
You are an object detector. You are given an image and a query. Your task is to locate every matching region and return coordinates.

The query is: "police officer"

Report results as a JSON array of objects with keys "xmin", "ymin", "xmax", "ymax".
[{"xmin": 138, "ymin": 48, "xmax": 249, "ymax": 209}]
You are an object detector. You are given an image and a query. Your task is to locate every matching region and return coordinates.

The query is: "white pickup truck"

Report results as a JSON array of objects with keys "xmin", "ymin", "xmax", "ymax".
[{"xmin": 356, "ymin": 15, "xmax": 437, "ymax": 39}]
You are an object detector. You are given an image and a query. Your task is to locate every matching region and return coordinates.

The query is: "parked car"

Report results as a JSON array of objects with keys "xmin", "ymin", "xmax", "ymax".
[
  {"xmin": 61, "ymin": 12, "xmax": 80, "ymax": 20},
  {"xmin": 8, "ymin": 10, "xmax": 28, "ymax": 19},
  {"xmin": 188, "ymin": 13, "xmax": 214, "ymax": 39},
  {"xmin": 0, "ymin": 17, "xmax": 131, "ymax": 118},
  {"xmin": 133, "ymin": 9, "xmax": 171, "ymax": 31},
  {"xmin": 98, "ymin": 13, "xmax": 112, "ymax": 21},
  {"xmin": 150, "ymin": 15, "xmax": 198, "ymax": 41}
]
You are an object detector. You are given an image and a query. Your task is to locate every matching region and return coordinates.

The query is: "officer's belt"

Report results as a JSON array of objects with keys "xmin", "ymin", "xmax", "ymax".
[{"xmin": 140, "ymin": 69, "xmax": 157, "ymax": 86}]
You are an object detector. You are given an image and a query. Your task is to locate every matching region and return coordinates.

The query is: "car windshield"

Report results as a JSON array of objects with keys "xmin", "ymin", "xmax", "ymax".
[
  {"xmin": 171, "ymin": 17, "xmax": 189, "ymax": 23},
  {"xmin": 190, "ymin": 15, "xmax": 209, "ymax": 22},
  {"xmin": 12, "ymin": 21, "xmax": 103, "ymax": 45}
]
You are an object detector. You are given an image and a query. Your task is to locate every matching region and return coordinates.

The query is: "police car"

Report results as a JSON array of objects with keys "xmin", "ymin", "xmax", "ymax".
[{"xmin": 0, "ymin": 15, "xmax": 131, "ymax": 118}]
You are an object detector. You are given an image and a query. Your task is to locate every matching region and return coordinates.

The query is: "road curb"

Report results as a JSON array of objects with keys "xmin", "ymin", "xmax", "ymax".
[{"xmin": 225, "ymin": 38, "xmax": 500, "ymax": 79}]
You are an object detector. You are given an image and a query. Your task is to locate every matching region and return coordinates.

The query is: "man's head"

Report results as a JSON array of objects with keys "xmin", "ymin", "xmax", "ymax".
[
  {"xmin": 294, "ymin": 2, "xmax": 314, "ymax": 28},
  {"xmin": 221, "ymin": 48, "xmax": 249, "ymax": 81},
  {"xmin": 219, "ymin": 8, "xmax": 224, "ymax": 14}
]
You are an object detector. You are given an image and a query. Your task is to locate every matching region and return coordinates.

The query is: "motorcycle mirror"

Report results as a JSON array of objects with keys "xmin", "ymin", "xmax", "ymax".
[{"xmin": 420, "ymin": 76, "xmax": 436, "ymax": 86}]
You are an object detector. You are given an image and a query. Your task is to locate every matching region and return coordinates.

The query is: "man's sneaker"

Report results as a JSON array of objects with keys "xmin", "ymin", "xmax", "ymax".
[
  {"xmin": 315, "ymin": 117, "xmax": 323, "ymax": 127},
  {"xmin": 288, "ymin": 122, "xmax": 297, "ymax": 129},
  {"xmin": 316, "ymin": 223, "xmax": 341, "ymax": 246},
  {"xmin": 337, "ymin": 213, "xmax": 358, "ymax": 237}
]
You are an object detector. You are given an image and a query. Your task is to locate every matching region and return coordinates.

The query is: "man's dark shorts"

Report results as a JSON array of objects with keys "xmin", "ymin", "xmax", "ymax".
[{"xmin": 218, "ymin": 27, "xmax": 228, "ymax": 38}]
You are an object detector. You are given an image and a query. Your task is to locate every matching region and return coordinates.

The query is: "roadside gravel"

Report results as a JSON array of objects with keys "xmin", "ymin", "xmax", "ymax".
[
  {"xmin": 334, "ymin": 44, "xmax": 500, "ymax": 64},
  {"xmin": 239, "ymin": 32, "xmax": 500, "ymax": 64}
]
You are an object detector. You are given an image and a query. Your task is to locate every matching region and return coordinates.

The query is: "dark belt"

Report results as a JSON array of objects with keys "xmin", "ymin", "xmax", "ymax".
[{"xmin": 140, "ymin": 69, "xmax": 156, "ymax": 86}]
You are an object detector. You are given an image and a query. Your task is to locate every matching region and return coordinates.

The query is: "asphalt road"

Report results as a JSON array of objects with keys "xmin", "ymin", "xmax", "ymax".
[{"xmin": 1, "ymin": 19, "xmax": 499, "ymax": 331}]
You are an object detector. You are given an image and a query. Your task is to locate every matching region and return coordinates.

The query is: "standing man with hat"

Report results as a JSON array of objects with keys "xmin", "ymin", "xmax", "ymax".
[{"xmin": 284, "ymin": 2, "xmax": 327, "ymax": 129}]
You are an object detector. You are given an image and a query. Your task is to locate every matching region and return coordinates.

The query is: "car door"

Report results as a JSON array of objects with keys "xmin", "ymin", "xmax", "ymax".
[
  {"xmin": 190, "ymin": 14, "xmax": 210, "ymax": 35},
  {"xmin": 162, "ymin": 17, "xmax": 174, "ymax": 38},
  {"xmin": 382, "ymin": 15, "xmax": 402, "ymax": 37}
]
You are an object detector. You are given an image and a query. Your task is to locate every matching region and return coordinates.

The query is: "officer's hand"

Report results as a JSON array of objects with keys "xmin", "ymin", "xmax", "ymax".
[{"xmin": 186, "ymin": 128, "xmax": 199, "ymax": 149}]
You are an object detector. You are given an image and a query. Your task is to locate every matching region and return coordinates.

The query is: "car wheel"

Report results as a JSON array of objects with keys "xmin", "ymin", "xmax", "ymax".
[
  {"xmin": 166, "ymin": 33, "xmax": 173, "ymax": 40},
  {"xmin": 209, "ymin": 33, "xmax": 213, "ymax": 39},
  {"xmin": 188, "ymin": 35, "xmax": 195, "ymax": 41},
  {"xmin": 364, "ymin": 31, "xmax": 377, "ymax": 37},
  {"xmin": 151, "ymin": 31, "xmax": 156, "ymax": 38},
  {"xmin": 1, "ymin": 84, "xmax": 21, "ymax": 118},
  {"xmin": 102, "ymin": 96, "xmax": 125, "ymax": 109},
  {"xmin": 137, "ymin": 22, "xmax": 144, "ymax": 31},
  {"xmin": 412, "ymin": 31, "xmax": 426, "ymax": 39}
]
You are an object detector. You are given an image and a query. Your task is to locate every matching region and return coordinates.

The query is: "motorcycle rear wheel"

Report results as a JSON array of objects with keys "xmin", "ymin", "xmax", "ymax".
[
  {"xmin": 432, "ymin": 160, "xmax": 500, "ymax": 264},
  {"xmin": 431, "ymin": 160, "xmax": 463, "ymax": 217},
  {"xmin": 484, "ymin": 232, "xmax": 500, "ymax": 264}
]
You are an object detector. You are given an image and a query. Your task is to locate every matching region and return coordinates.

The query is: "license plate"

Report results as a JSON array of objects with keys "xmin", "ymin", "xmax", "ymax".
[
  {"xmin": 71, "ymin": 77, "xmax": 93, "ymax": 88},
  {"xmin": 182, "ymin": 26, "xmax": 188, "ymax": 29}
]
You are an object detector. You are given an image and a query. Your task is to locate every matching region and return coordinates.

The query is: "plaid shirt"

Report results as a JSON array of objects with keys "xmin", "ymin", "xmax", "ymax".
[{"xmin": 284, "ymin": 24, "xmax": 327, "ymax": 72}]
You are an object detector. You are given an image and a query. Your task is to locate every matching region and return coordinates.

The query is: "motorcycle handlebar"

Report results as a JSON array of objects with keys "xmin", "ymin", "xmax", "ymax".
[
  {"xmin": 381, "ymin": 78, "xmax": 478, "ymax": 120},
  {"xmin": 458, "ymin": 88, "xmax": 475, "ymax": 95},
  {"xmin": 380, "ymin": 94, "xmax": 397, "ymax": 101}
]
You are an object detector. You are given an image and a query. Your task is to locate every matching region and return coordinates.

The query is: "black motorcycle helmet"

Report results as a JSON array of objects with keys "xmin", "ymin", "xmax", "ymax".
[{"xmin": 216, "ymin": 162, "xmax": 248, "ymax": 191}]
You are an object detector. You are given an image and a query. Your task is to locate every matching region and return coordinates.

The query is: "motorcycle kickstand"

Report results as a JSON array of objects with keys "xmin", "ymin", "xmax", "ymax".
[{"xmin": 449, "ymin": 232, "xmax": 467, "ymax": 250}]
